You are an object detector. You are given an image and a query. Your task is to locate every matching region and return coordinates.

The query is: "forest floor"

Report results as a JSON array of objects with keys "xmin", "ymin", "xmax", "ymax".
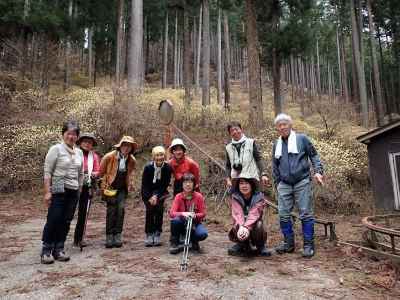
[{"xmin": 1, "ymin": 187, "xmax": 399, "ymax": 299}]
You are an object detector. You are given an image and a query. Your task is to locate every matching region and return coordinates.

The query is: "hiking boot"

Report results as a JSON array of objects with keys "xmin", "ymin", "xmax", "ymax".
[
  {"xmin": 53, "ymin": 250, "xmax": 70, "ymax": 262},
  {"xmin": 41, "ymin": 253, "xmax": 54, "ymax": 264},
  {"xmin": 302, "ymin": 241, "xmax": 315, "ymax": 258},
  {"xmin": 169, "ymin": 242, "xmax": 181, "ymax": 255},
  {"xmin": 105, "ymin": 234, "xmax": 114, "ymax": 248},
  {"xmin": 228, "ymin": 243, "xmax": 246, "ymax": 256},
  {"xmin": 257, "ymin": 245, "xmax": 272, "ymax": 257},
  {"xmin": 145, "ymin": 234, "xmax": 154, "ymax": 247},
  {"xmin": 114, "ymin": 234, "xmax": 123, "ymax": 248},
  {"xmin": 191, "ymin": 240, "xmax": 200, "ymax": 252},
  {"xmin": 302, "ymin": 219, "xmax": 315, "ymax": 258},
  {"xmin": 153, "ymin": 232, "xmax": 162, "ymax": 247},
  {"xmin": 275, "ymin": 236, "xmax": 295, "ymax": 254},
  {"xmin": 74, "ymin": 240, "xmax": 88, "ymax": 248}
]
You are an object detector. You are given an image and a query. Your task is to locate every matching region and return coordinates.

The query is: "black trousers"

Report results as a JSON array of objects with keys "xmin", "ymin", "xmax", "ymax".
[
  {"xmin": 74, "ymin": 185, "xmax": 91, "ymax": 243},
  {"xmin": 228, "ymin": 220, "xmax": 267, "ymax": 249},
  {"xmin": 106, "ymin": 190, "xmax": 126, "ymax": 235},
  {"xmin": 144, "ymin": 198, "xmax": 165, "ymax": 234},
  {"xmin": 42, "ymin": 188, "xmax": 79, "ymax": 254}
]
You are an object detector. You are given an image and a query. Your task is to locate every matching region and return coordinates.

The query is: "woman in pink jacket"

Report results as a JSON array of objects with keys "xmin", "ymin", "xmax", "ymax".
[{"xmin": 228, "ymin": 176, "xmax": 271, "ymax": 257}]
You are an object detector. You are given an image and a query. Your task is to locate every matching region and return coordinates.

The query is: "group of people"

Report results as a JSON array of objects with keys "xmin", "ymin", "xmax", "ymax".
[{"xmin": 40, "ymin": 113, "xmax": 324, "ymax": 265}]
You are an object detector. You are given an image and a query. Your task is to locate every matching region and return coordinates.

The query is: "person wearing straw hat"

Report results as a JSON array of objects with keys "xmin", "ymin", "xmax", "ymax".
[
  {"xmin": 168, "ymin": 138, "xmax": 200, "ymax": 196},
  {"xmin": 99, "ymin": 136, "xmax": 137, "ymax": 248},
  {"xmin": 227, "ymin": 176, "xmax": 271, "ymax": 257},
  {"xmin": 272, "ymin": 113, "xmax": 324, "ymax": 258},
  {"xmin": 141, "ymin": 146, "xmax": 172, "ymax": 247},
  {"xmin": 73, "ymin": 133, "xmax": 101, "ymax": 248}
]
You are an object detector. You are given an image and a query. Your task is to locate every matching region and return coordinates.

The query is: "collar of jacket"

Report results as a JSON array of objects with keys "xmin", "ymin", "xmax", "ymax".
[
  {"xmin": 170, "ymin": 155, "xmax": 187, "ymax": 165},
  {"xmin": 231, "ymin": 191, "xmax": 264, "ymax": 209},
  {"xmin": 112, "ymin": 150, "xmax": 135, "ymax": 162}
]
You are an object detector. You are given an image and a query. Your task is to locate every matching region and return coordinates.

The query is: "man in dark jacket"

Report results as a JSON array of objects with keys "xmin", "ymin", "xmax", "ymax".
[
  {"xmin": 141, "ymin": 146, "xmax": 172, "ymax": 246},
  {"xmin": 272, "ymin": 113, "xmax": 324, "ymax": 258}
]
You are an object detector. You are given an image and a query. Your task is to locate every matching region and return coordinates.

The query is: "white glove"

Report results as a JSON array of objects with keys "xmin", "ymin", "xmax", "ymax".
[{"xmin": 237, "ymin": 225, "xmax": 250, "ymax": 241}]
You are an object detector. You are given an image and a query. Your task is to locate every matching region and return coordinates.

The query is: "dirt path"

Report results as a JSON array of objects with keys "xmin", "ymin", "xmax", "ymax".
[{"xmin": 1, "ymin": 193, "xmax": 399, "ymax": 300}]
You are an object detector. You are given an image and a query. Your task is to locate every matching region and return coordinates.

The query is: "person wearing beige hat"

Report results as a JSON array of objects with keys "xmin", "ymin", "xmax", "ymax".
[
  {"xmin": 99, "ymin": 136, "xmax": 137, "ymax": 248},
  {"xmin": 141, "ymin": 146, "xmax": 172, "ymax": 247}
]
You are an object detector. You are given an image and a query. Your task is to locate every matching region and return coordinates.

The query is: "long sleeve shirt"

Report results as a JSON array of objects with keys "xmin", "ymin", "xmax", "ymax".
[
  {"xmin": 230, "ymin": 192, "xmax": 265, "ymax": 230},
  {"xmin": 272, "ymin": 133, "xmax": 324, "ymax": 186},
  {"xmin": 44, "ymin": 143, "xmax": 84, "ymax": 190},
  {"xmin": 169, "ymin": 191, "xmax": 206, "ymax": 224},
  {"xmin": 169, "ymin": 156, "xmax": 200, "ymax": 188},
  {"xmin": 225, "ymin": 141, "xmax": 266, "ymax": 178},
  {"xmin": 141, "ymin": 162, "xmax": 172, "ymax": 201}
]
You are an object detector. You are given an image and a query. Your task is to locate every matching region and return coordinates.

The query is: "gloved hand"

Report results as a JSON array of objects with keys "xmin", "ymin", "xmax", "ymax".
[
  {"xmin": 181, "ymin": 212, "xmax": 195, "ymax": 219},
  {"xmin": 237, "ymin": 225, "xmax": 250, "ymax": 241}
]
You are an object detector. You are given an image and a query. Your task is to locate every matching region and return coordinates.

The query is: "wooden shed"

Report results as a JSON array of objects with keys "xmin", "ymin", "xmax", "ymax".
[{"xmin": 357, "ymin": 120, "xmax": 400, "ymax": 211}]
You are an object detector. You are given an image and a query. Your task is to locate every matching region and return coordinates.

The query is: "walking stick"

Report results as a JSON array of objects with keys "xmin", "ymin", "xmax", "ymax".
[
  {"xmin": 80, "ymin": 190, "xmax": 93, "ymax": 252},
  {"xmin": 180, "ymin": 203, "xmax": 195, "ymax": 271}
]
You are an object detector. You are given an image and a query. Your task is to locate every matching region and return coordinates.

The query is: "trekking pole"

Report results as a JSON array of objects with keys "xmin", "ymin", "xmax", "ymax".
[
  {"xmin": 180, "ymin": 203, "xmax": 195, "ymax": 271},
  {"xmin": 80, "ymin": 189, "xmax": 93, "ymax": 252}
]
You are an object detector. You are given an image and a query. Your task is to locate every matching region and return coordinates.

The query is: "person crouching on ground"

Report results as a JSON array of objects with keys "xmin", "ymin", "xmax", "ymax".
[
  {"xmin": 227, "ymin": 177, "xmax": 271, "ymax": 257},
  {"xmin": 141, "ymin": 146, "xmax": 172, "ymax": 247},
  {"xmin": 41, "ymin": 120, "xmax": 83, "ymax": 264},
  {"xmin": 169, "ymin": 173, "xmax": 208, "ymax": 254},
  {"xmin": 100, "ymin": 136, "xmax": 137, "ymax": 248},
  {"xmin": 168, "ymin": 138, "xmax": 200, "ymax": 196},
  {"xmin": 73, "ymin": 133, "xmax": 101, "ymax": 248}
]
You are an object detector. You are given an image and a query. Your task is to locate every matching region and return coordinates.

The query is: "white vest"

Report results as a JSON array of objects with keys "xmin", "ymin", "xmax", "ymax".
[{"xmin": 226, "ymin": 138, "xmax": 260, "ymax": 181}]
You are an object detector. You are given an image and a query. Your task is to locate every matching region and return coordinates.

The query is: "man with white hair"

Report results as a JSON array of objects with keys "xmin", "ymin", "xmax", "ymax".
[{"xmin": 272, "ymin": 113, "xmax": 324, "ymax": 258}]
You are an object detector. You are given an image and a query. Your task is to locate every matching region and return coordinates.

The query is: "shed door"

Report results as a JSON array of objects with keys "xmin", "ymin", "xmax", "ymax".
[{"xmin": 389, "ymin": 152, "xmax": 400, "ymax": 210}]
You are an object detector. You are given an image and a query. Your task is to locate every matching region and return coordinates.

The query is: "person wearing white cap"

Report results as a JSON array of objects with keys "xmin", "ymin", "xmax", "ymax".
[
  {"xmin": 168, "ymin": 138, "xmax": 200, "ymax": 196},
  {"xmin": 141, "ymin": 146, "xmax": 172, "ymax": 247},
  {"xmin": 272, "ymin": 113, "xmax": 324, "ymax": 258}
]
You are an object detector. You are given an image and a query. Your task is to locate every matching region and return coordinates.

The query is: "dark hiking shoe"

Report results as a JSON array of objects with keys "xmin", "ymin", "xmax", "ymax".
[
  {"xmin": 302, "ymin": 242, "xmax": 315, "ymax": 258},
  {"xmin": 105, "ymin": 234, "xmax": 114, "ymax": 248},
  {"xmin": 228, "ymin": 243, "xmax": 246, "ymax": 256},
  {"xmin": 257, "ymin": 245, "xmax": 272, "ymax": 257},
  {"xmin": 53, "ymin": 251, "xmax": 70, "ymax": 262},
  {"xmin": 169, "ymin": 242, "xmax": 182, "ymax": 255},
  {"xmin": 145, "ymin": 234, "xmax": 154, "ymax": 247},
  {"xmin": 74, "ymin": 240, "xmax": 88, "ymax": 248},
  {"xmin": 153, "ymin": 232, "xmax": 162, "ymax": 246},
  {"xmin": 275, "ymin": 236, "xmax": 295, "ymax": 254},
  {"xmin": 41, "ymin": 253, "xmax": 54, "ymax": 264},
  {"xmin": 191, "ymin": 241, "xmax": 200, "ymax": 252},
  {"xmin": 114, "ymin": 234, "xmax": 123, "ymax": 248}
]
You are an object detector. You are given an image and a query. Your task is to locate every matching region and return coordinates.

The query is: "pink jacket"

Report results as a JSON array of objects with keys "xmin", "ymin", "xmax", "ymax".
[
  {"xmin": 230, "ymin": 192, "xmax": 266, "ymax": 230},
  {"xmin": 82, "ymin": 151, "xmax": 101, "ymax": 176}
]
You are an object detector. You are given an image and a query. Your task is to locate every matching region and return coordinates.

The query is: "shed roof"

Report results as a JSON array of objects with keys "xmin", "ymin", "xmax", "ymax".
[{"xmin": 357, "ymin": 119, "xmax": 400, "ymax": 144}]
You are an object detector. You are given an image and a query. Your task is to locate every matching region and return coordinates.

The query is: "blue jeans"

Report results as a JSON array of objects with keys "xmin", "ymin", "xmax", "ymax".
[
  {"xmin": 170, "ymin": 217, "xmax": 208, "ymax": 243},
  {"xmin": 42, "ymin": 188, "xmax": 79, "ymax": 255},
  {"xmin": 277, "ymin": 178, "xmax": 313, "ymax": 222}
]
